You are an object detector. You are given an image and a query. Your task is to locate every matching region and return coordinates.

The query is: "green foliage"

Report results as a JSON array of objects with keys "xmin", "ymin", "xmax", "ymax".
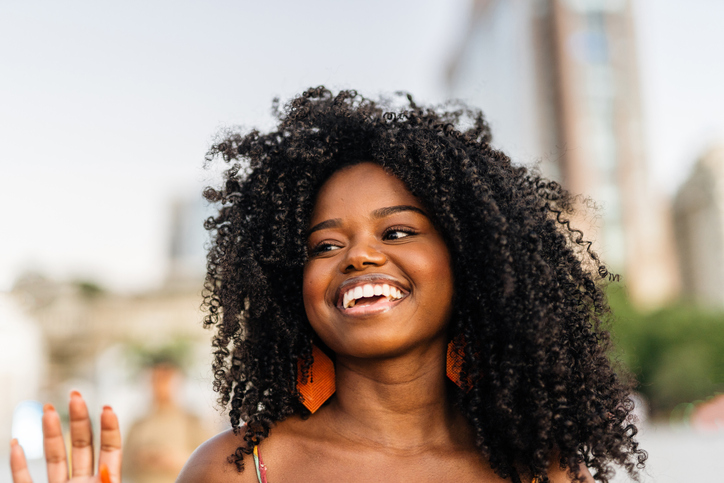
[
  {"xmin": 74, "ymin": 280, "xmax": 104, "ymax": 298},
  {"xmin": 608, "ymin": 287, "xmax": 724, "ymax": 417},
  {"xmin": 124, "ymin": 337, "xmax": 194, "ymax": 372}
]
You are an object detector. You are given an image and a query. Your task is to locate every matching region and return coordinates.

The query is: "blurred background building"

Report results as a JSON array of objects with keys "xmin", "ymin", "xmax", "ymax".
[
  {"xmin": 4, "ymin": 197, "xmax": 218, "ymax": 481},
  {"xmin": 673, "ymin": 145, "xmax": 724, "ymax": 307},
  {"xmin": 446, "ymin": 0, "xmax": 680, "ymax": 308}
]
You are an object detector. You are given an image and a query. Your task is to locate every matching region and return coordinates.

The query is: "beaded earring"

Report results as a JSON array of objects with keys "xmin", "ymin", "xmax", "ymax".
[
  {"xmin": 446, "ymin": 337, "xmax": 473, "ymax": 392},
  {"xmin": 297, "ymin": 345, "xmax": 336, "ymax": 413}
]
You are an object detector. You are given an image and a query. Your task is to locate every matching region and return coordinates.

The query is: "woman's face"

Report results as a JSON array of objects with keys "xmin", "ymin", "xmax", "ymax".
[{"xmin": 303, "ymin": 162, "xmax": 454, "ymax": 359}]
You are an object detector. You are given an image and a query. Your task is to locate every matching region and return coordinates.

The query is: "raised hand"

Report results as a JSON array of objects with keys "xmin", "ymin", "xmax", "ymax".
[{"xmin": 9, "ymin": 391, "xmax": 121, "ymax": 483}]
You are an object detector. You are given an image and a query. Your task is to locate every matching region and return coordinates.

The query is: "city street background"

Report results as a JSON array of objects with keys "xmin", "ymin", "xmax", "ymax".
[{"xmin": 2, "ymin": 0, "xmax": 724, "ymax": 481}]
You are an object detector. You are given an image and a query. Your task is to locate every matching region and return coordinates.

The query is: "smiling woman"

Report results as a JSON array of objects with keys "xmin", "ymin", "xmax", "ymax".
[
  {"xmin": 9, "ymin": 87, "xmax": 647, "ymax": 483},
  {"xmin": 303, "ymin": 163, "xmax": 454, "ymax": 360},
  {"xmin": 176, "ymin": 87, "xmax": 646, "ymax": 483}
]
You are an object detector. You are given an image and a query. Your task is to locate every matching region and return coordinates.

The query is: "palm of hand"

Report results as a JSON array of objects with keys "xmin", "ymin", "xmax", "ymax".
[{"xmin": 10, "ymin": 392, "xmax": 121, "ymax": 483}]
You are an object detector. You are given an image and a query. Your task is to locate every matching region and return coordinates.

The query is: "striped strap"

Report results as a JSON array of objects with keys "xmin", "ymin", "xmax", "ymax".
[
  {"xmin": 253, "ymin": 446, "xmax": 264, "ymax": 483},
  {"xmin": 254, "ymin": 443, "xmax": 536, "ymax": 482}
]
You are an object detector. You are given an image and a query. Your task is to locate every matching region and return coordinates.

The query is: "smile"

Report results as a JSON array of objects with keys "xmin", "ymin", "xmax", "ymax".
[
  {"xmin": 342, "ymin": 283, "xmax": 404, "ymax": 309},
  {"xmin": 335, "ymin": 274, "xmax": 410, "ymax": 315}
]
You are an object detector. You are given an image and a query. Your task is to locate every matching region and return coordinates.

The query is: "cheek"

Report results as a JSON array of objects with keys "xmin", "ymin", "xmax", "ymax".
[
  {"xmin": 422, "ymin": 244, "xmax": 453, "ymax": 280},
  {"xmin": 302, "ymin": 268, "xmax": 315, "ymax": 310},
  {"xmin": 302, "ymin": 262, "xmax": 329, "ymax": 318},
  {"xmin": 405, "ymin": 244, "xmax": 454, "ymax": 302},
  {"xmin": 425, "ymin": 249, "xmax": 454, "ymax": 312},
  {"xmin": 302, "ymin": 263, "xmax": 340, "ymax": 347}
]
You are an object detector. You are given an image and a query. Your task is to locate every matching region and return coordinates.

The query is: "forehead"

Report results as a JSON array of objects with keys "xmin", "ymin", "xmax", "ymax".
[{"xmin": 310, "ymin": 163, "xmax": 421, "ymax": 221}]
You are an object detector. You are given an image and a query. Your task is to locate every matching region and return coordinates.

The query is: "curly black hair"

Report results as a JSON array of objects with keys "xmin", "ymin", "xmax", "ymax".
[{"xmin": 201, "ymin": 87, "xmax": 646, "ymax": 482}]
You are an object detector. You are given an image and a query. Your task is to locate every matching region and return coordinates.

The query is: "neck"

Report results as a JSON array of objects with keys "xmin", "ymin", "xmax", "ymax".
[
  {"xmin": 322, "ymin": 343, "xmax": 467, "ymax": 451},
  {"xmin": 154, "ymin": 399, "xmax": 175, "ymax": 410}
]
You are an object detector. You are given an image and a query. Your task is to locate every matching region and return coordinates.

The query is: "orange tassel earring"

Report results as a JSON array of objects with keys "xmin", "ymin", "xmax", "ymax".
[
  {"xmin": 447, "ymin": 337, "xmax": 474, "ymax": 392},
  {"xmin": 297, "ymin": 345, "xmax": 336, "ymax": 413}
]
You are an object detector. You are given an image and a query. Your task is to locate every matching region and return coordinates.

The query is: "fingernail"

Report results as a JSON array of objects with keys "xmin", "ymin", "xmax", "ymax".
[
  {"xmin": 103, "ymin": 405, "xmax": 113, "ymax": 412},
  {"xmin": 99, "ymin": 463, "xmax": 111, "ymax": 483},
  {"xmin": 43, "ymin": 403, "xmax": 55, "ymax": 412},
  {"xmin": 70, "ymin": 390, "xmax": 81, "ymax": 398},
  {"xmin": 10, "ymin": 438, "xmax": 18, "ymax": 447}
]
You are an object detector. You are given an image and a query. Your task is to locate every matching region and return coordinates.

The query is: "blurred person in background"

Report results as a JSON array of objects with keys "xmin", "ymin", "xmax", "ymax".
[
  {"xmin": 10, "ymin": 88, "xmax": 647, "ymax": 483},
  {"xmin": 122, "ymin": 361, "xmax": 211, "ymax": 483}
]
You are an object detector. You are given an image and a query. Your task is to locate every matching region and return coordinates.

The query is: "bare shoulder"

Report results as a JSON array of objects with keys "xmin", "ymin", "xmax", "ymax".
[{"xmin": 176, "ymin": 427, "xmax": 258, "ymax": 483}]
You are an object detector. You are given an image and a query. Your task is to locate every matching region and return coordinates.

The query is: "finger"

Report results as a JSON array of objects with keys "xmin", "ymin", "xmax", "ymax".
[
  {"xmin": 42, "ymin": 404, "xmax": 69, "ymax": 483},
  {"xmin": 97, "ymin": 406, "xmax": 122, "ymax": 483},
  {"xmin": 99, "ymin": 464, "xmax": 111, "ymax": 483},
  {"xmin": 10, "ymin": 439, "xmax": 33, "ymax": 483},
  {"xmin": 69, "ymin": 391, "xmax": 94, "ymax": 477}
]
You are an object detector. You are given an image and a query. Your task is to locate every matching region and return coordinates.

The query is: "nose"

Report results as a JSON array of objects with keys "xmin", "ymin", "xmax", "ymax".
[{"xmin": 340, "ymin": 236, "xmax": 387, "ymax": 273}]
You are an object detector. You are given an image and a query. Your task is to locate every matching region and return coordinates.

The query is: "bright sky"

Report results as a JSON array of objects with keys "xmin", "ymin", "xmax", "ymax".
[{"xmin": 1, "ymin": 0, "xmax": 723, "ymax": 292}]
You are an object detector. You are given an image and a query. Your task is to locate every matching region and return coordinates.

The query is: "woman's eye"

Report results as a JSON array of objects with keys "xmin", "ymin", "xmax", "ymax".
[
  {"xmin": 311, "ymin": 242, "xmax": 341, "ymax": 255},
  {"xmin": 383, "ymin": 228, "xmax": 417, "ymax": 240}
]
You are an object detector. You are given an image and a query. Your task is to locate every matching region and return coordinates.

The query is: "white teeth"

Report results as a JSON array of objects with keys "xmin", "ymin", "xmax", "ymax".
[{"xmin": 342, "ymin": 282, "xmax": 405, "ymax": 309}]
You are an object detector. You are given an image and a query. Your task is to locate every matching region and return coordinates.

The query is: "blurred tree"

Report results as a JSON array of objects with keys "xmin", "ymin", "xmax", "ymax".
[
  {"xmin": 609, "ymin": 288, "xmax": 724, "ymax": 418},
  {"xmin": 125, "ymin": 338, "xmax": 194, "ymax": 372},
  {"xmin": 74, "ymin": 280, "xmax": 105, "ymax": 298}
]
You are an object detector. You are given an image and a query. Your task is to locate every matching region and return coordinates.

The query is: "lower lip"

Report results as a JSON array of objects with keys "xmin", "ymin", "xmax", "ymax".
[{"xmin": 337, "ymin": 295, "xmax": 408, "ymax": 317}]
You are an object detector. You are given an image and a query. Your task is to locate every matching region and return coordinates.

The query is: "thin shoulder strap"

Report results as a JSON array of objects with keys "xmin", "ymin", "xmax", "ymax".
[
  {"xmin": 252, "ymin": 445, "xmax": 267, "ymax": 483},
  {"xmin": 254, "ymin": 444, "xmax": 534, "ymax": 483}
]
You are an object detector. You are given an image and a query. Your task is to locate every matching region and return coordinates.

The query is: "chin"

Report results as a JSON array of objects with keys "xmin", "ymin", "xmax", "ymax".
[{"xmin": 332, "ymin": 334, "xmax": 424, "ymax": 360}]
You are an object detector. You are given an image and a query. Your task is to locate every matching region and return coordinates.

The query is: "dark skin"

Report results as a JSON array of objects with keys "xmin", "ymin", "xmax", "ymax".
[
  {"xmin": 176, "ymin": 164, "xmax": 593, "ymax": 482},
  {"xmin": 10, "ymin": 164, "xmax": 592, "ymax": 482}
]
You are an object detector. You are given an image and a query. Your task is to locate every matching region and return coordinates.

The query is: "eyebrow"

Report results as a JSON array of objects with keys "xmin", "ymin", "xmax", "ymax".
[
  {"xmin": 307, "ymin": 205, "xmax": 428, "ymax": 236},
  {"xmin": 371, "ymin": 204, "xmax": 427, "ymax": 219}
]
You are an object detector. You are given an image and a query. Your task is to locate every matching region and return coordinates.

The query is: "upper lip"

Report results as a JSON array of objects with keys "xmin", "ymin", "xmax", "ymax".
[{"xmin": 334, "ymin": 273, "xmax": 410, "ymax": 307}]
